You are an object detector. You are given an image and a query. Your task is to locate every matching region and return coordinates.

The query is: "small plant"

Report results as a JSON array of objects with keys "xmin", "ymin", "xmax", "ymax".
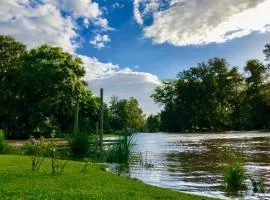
[
  {"xmin": 69, "ymin": 133, "xmax": 91, "ymax": 158},
  {"xmin": 0, "ymin": 130, "xmax": 8, "ymax": 154},
  {"xmin": 223, "ymin": 163, "xmax": 247, "ymax": 195},
  {"xmin": 251, "ymin": 179, "xmax": 265, "ymax": 193},
  {"xmin": 106, "ymin": 135, "xmax": 133, "ymax": 164},
  {"xmin": 137, "ymin": 152, "xmax": 154, "ymax": 169},
  {"xmin": 22, "ymin": 137, "xmax": 46, "ymax": 171},
  {"xmin": 81, "ymin": 158, "xmax": 91, "ymax": 173},
  {"xmin": 46, "ymin": 141, "xmax": 68, "ymax": 175}
]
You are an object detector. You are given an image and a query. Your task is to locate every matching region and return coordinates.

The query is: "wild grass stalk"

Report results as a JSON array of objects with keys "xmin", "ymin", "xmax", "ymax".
[
  {"xmin": 223, "ymin": 163, "xmax": 247, "ymax": 195},
  {"xmin": 105, "ymin": 134, "xmax": 134, "ymax": 164}
]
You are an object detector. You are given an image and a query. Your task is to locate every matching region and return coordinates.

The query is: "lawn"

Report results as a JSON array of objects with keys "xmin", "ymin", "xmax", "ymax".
[{"xmin": 0, "ymin": 155, "xmax": 217, "ymax": 200}]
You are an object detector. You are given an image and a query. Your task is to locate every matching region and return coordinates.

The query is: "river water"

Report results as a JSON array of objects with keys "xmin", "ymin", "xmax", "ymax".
[{"xmin": 109, "ymin": 132, "xmax": 270, "ymax": 199}]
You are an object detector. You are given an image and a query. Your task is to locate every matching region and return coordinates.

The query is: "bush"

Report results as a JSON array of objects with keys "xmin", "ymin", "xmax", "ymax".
[
  {"xmin": 0, "ymin": 130, "xmax": 9, "ymax": 154},
  {"xmin": 223, "ymin": 163, "xmax": 247, "ymax": 194},
  {"xmin": 88, "ymin": 136, "xmax": 104, "ymax": 160},
  {"xmin": 69, "ymin": 133, "xmax": 91, "ymax": 158},
  {"xmin": 106, "ymin": 135, "xmax": 133, "ymax": 164},
  {"xmin": 22, "ymin": 137, "xmax": 46, "ymax": 171},
  {"xmin": 46, "ymin": 141, "xmax": 68, "ymax": 175}
]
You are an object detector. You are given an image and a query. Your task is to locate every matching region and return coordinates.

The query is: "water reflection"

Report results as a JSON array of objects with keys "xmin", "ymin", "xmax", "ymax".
[{"xmin": 108, "ymin": 132, "xmax": 270, "ymax": 199}]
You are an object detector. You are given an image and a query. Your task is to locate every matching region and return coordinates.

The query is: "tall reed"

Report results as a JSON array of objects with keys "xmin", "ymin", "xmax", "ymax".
[
  {"xmin": 105, "ymin": 135, "xmax": 134, "ymax": 164},
  {"xmin": 223, "ymin": 163, "xmax": 247, "ymax": 195}
]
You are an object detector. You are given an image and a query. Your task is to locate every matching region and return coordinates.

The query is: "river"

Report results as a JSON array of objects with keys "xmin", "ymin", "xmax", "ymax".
[{"xmin": 109, "ymin": 132, "xmax": 270, "ymax": 199}]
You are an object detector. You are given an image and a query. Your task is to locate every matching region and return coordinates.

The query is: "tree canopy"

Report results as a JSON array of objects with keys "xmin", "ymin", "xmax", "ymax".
[
  {"xmin": 152, "ymin": 46, "xmax": 270, "ymax": 132},
  {"xmin": 0, "ymin": 36, "xmax": 145, "ymax": 138}
]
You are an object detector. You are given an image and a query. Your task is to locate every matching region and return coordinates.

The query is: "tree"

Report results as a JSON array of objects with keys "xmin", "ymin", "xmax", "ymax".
[
  {"xmin": 152, "ymin": 58, "xmax": 244, "ymax": 132},
  {"xmin": 263, "ymin": 43, "xmax": 270, "ymax": 68},
  {"xmin": 0, "ymin": 35, "xmax": 26, "ymax": 135},
  {"xmin": 147, "ymin": 114, "xmax": 161, "ymax": 132},
  {"xmin": 244, "ymin": 59, "xmax": 269, "ymax": 129},
  {"xmin": 14, "ymin": 45, "xmax": 86, "ymax": 137},
  {"xmin": 109, "ymin": 96, "xmax": 145, "ymax": 132},
  {"xmin": 78, "ymin": 90, "xmax": 100, "ymax": 133}
]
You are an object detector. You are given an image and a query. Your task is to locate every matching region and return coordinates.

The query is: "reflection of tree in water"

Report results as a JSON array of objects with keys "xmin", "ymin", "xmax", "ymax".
[{"xmin": 165, "ymin": 136, "xmax": 270, "ymax": 192}]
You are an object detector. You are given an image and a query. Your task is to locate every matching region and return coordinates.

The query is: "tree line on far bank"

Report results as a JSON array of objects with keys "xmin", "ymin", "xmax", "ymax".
[
  {"xmin": 150, "ymin": 43, "xmax": 270, "ymax": 132},
  {"xmin": 0, "ymin": 35, "xmax": 146, "ymax": 139}
]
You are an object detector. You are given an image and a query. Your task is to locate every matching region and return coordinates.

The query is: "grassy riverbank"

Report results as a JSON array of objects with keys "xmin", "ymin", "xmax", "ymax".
[{"xmin": 0, "ymin": 155, "xmax": 217, "ymax": 200}]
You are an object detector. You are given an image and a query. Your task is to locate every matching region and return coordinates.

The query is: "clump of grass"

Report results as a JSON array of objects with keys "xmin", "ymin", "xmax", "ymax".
[
  {"xmin": 0, "ymin": 130, "xmax": 9, "ymax": 154},
  {"xmin": 69, "ymin": 133, "xmax": 91, "ymax": 158},
  {"xmin": 69, "ymin": 133, "xmax": 105, "ymax": 161},
  {"xmin": 251, "ymin": 179, "xmax": 265, "ymax": 193},
  {"xmin": 106, "ymin": 135, "xmax": 133, "ymax": 164},
  {"xmin": 223, "ymin": 163, "xmax": 247, "ymax": 195},
  {"xmin": 80, "ymin": 158, "xmax": 92, "ymax": 173}
]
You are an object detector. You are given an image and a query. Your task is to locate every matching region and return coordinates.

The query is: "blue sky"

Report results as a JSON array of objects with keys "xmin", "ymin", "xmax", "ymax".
[
  {"xmin": 1, "ymin": 0, "xmax": 270, "ymax": 113},
  {"xmin": 79, "ymin": 0, "xmax": 270, "ymax": 79}
]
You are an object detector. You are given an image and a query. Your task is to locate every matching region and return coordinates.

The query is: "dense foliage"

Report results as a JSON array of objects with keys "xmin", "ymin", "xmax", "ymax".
[
  {"xmin": 152, "ymin": 45, "xmax": 270, "ymax": 132},
  {"xmin": 109, "ymin": 96, "xmax": 145, "ymax": 132},
  {"xmin": 0, "ymin": 130, "xmax": 8, "ymax": 154},
  {"xmin": 0, "ymin": 36, "xmax": 145, "ymax": 138},
  {"xmin": 146, "ymin": 114, "xmax": 161, "ymax": 132}
]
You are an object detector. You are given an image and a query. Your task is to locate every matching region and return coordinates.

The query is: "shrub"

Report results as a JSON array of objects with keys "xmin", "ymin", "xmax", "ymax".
[
  {"xmin": 106, "ymin": 135, "xmax": 133, "ymax": 164},
  {"xmin": 46, "ymin": 141, "xmax": 68, "ymax": 175},
  {"xmin": 88, "ymin": 135, "xmax": 104, "ymax": 160},
  {"xmin": 69, "ymin": 133, "xmax": 91, "ymax": 158},
  {"xmin": 22, "ymin": 137, "xmax": 46, "ymax": 171},
  {"xmin": 0, "ymin": 130, "xmax": 9, "ymax": 154},
  {"xmin": 80, "ymin": 158, "xmax": 92, "ymax": 173},
  {"xmin": 223, "ymin": 163, "xmax": 247, "ymax": 194}
]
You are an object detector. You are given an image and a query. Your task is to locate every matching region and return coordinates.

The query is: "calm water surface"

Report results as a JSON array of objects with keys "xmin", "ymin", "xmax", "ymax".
[{"xmin": 109, "ymin": 132, "xmax": 270, "ymax": 199}]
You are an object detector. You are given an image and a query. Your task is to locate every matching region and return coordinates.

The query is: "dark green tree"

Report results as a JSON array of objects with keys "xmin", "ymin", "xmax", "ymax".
[
  {"xmin": 147, "ymin": 114, "xmax": 161, "ymax": 132},
  {"xmin": 109, "ymin": 96, "xmax": 145, "ymax": 132},
  {"xmin": 0, "ymin": 35, "xmax": 26, "ymax": 135},
  {"xmin": 244, "ymin": 59, "xmax": 270, "ymax": 129},
  {"xmin": 152, "ymin": 58, "xmax": 245, "ymax": 132},
  {"xmin": 16, "ymin": 45, "xmax": 86, "ymax": 137}
]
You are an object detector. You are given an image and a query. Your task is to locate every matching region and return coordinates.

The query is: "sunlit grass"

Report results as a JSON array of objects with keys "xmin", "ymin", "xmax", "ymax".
[{"xmin": 0, "ymin": 155, "xmax": 217, "ymax": 200}]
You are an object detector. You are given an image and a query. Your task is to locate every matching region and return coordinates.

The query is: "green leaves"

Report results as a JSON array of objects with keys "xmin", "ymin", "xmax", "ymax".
[
  {"xmin": 109, "ymin": 96, "xmax": 145, "ymax": 132},
  {"xmin": 152, "ymin": 54, "xmax": 270, "ymax": 132},
  {"xmin": 0, "ymin": 36, "xmax": 97, "ymax": 138}
]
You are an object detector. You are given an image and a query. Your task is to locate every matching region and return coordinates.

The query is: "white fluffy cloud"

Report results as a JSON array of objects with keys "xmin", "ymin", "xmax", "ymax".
[
  {"xmin": 59, "ymin": 0, "xmax": 112, "ymax": 30},
  {"xmin": 80, "ymin": 55, "xmax": 161, "ymax": 114},
  {"xmin": 135, "ymin": 0, "xmax": 270, "ymax": 46},
  {"xmin": 133, "ymin": 0, "xmax": 144, "ymax": 25},
  {"xmin": 89, "ymin": 34, "xmax": 111, "ymax": 49},
  {"xmin": 0, "ymin": 0, "xmax": 162, "ymax": 114},
  {"xmin": 0, "ymin": 0, "xmax": 112, "ymax": 52},
  {"xmin": 0, "ymin": 1, "xmax": 76, "ymax": 52},
  {"xmin": 60, "ymin": 0, "xmax": 101, "ymax": 19}
]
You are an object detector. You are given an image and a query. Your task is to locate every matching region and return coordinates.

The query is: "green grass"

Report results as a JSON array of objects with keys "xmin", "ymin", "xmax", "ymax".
[{"xmin": 0, "ymin": 155, "xmax": 217, "ymax": 200}]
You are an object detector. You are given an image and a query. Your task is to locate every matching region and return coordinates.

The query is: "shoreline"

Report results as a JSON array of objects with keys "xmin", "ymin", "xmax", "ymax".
[{"xmin": 0, "ymin": 155, "xmax": 218, "ymax": 200}]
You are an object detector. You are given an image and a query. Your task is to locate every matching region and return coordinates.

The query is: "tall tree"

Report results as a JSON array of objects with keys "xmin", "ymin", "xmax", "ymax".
[
  {"xmin": 147, "ymin": 114, "xmax": 161, "ymax": 132},
  {"xmin": 152, "ymin": 58, "xmax": 244, "ymax": 132},
  {"xmin": 244, "ymin": 59, "xmax": 269, "ymax": 129},
  {"xmin": 263, "ymin": 43, "xmax": 270, "ymax": 68},
  {"xmin": 109, "ymin": 96, "xmax": 145, "ymax": 132},
  {"xmin": 15, "ymin": 45, "xmax": 86, "ymax": 137},
  {"xmin": 0, "ymin": 35, "xmax": 26, "ymax": 135}
]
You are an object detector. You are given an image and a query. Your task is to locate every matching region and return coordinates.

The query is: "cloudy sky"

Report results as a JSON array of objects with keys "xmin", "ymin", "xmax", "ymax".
[{"xmin": 1, "ymin": 0, "xmax": 270, "ymax": 114}]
